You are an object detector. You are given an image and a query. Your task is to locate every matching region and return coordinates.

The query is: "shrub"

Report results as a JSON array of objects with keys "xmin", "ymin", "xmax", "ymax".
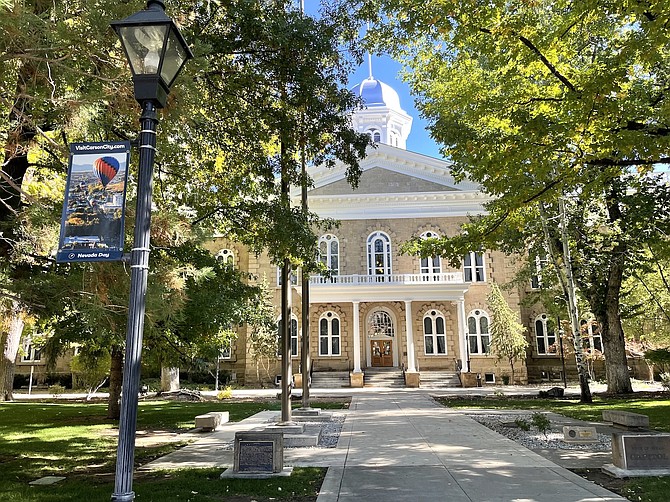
[
  {"xmin": 217, "ymin": 386, "xmax": 233, "ymax": 400},
  {"xmin": 49, "ymin": 384, "xmax": 66, "ymax": 397},
  {"xmin": 514, "ymin": 418, "xmax": 531, "ymax": 431},
  {"xmin": 531, "ymin": 412, "xmax": 551, "ymax": 437}
]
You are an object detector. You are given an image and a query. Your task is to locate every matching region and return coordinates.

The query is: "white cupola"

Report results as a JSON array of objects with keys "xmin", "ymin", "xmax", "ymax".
[{"xmin": 350, "ymin": 64, "xmax": 413, "ymax": 150}]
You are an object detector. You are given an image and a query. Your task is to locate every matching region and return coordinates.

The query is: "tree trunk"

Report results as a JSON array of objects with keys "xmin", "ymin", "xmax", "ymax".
[
  {"xmin": 160, "ymin": 366, "xmax": 180, "ymax": 392},
  {"xmin": 599, "ymin": 263, "xmax": 633, "ymax": 394},
  {"xmin": 0, "ymin": 302, "xmax": 24, "ymax": 401},
  {"xmin": 107, "ymin": 346, "xmax": 123, "ymax": 420},
  {"xmin": 597, "ymin": 193, "xmax": 633, "ymax": 394}
]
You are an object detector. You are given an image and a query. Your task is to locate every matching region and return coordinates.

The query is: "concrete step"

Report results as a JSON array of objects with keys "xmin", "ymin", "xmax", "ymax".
[
  {"xmin": 310, "ymin": 371, "xmax": 349, "ymax": 388},
  {"xmin": 419, "ymin": 371, "xmax": 462, "ymax": 388},
  {"xmin": 364, "ymin": 368, "xmax": 405, "ymax": 388}
]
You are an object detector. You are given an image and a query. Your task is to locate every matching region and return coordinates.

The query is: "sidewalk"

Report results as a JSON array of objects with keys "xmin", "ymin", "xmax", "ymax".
[
  {"xmin": 316, "ymin": 392, "xmax": 625, "ymax": 502},
  {"xmin": 144, "ymin": 390, "xmax": 626, "ymax": 501}
]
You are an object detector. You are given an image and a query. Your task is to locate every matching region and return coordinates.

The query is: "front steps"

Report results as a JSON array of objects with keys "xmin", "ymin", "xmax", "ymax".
[
  {"xmin": 310, "ymin": 371, "xmax": 350, "ymax": 389},
  {"xmin": 364, "ymin": 367, "xmax": 405, "ymax": 388},
  {"xmin": 419, "ymin": 370, "xmax": 462, "ymax": 389}
]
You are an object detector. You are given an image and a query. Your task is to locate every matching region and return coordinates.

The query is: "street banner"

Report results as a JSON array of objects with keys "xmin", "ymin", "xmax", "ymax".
[{"xmin": 56, "ymin": 141, "xmax": 131, "ymax": 262}]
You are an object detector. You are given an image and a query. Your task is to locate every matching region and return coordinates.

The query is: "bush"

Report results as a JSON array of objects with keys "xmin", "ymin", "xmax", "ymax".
[
  {"xmin": 217, "ymin": 386, "xmax": 233, "ymax": 400},
  {"xmin": 531, "ymin": 412, "xmax": 551, "ymax": 437},
  {"xmin": 45, "ymin": 373, "xmax": 73, "ymax": 389},
  {"xmin": 49, "ymin": 384, "xmax": 66, "ymax": 397},
  {"xmin": 13, "ymin": 374, "xmax": 29, "ymax": 389},
  {"xmin": 514, "ymin": 418, "xmax": 531, "ymax": 431}
]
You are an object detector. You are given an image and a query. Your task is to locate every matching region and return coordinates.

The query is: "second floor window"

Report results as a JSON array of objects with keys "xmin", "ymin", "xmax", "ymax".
[
  {"xmin": 319, "ymin": 234, "xmax": 339, "ymax": 275},
  {"xmin": 581, "ymin": 319, "xmax": 603, "ymax": 352},
  {"xmin": 464, "ymin": 252, "xmax": 485, "ymax": 282},
  {"xmin": 420, "ymin": 231, "xmax": 441, "ymax": 278},
  {"xmin": 367, "ymin": 231, "xmax": 392, "ymax": 278},
  {"xmin": 22, "ymin": 339, "xmax": 42, "ymax": 362},
  {"xmin": 216, "ymin": 248, "xmax": 234, "ymax": 266}
]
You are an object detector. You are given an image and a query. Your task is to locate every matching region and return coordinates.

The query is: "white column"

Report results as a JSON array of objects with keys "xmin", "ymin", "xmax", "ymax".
[
  {"xmin": 404, "ymin": 301, "xmax": 416, "ymax": 372},
  {"xmin": 457, "ymin": 299, "xmax": 468, "ymax": 372},
  {"xmin": 352, "ymin": 301, "xmax": 362, "ymax": 373}
]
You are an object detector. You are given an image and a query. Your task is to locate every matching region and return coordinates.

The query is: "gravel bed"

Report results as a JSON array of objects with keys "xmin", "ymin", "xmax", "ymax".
[{"xmin": 469, "ymin": 413, "xmax": 611, "ymax": 451}]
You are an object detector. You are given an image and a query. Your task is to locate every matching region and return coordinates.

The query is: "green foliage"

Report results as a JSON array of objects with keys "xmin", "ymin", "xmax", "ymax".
[
  {"xmin": 70, "ymin": 350, "xmax": 111, "ymax": 392},
  {"xmin": 644, "ymin": 348, "xmax": 670, "ymax": 373},
  {"xmin": 514, "ymin": 418, "xmax": 530, "ymax": 431},
  {"xmin": 217, "ymin": 386, "xmax": 234, "ymax": 400},
  {"xmin": 48, "ymin": 384, "xmax": 65, "ymax": 396},
  {"xmin": 531, "ymin": 412, "xmax": 552, "ymax": 437},
  {"xmin": 487, "ymin": 283, "xmax": 528, "ymax": 382},
  {"xmin": 358, "ymin": 0, "xmax": 670, "ymax": 394}
]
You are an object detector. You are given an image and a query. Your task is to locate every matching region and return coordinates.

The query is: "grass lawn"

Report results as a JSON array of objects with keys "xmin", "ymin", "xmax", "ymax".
[
  {"xmin": 436, "ymin": 394, "xmax": 670, "ymax": 432},
  {"xmin": 438, "ymin": 393, "xmax": 670, "ymax": 502},
  {"xmin": 0, "ymin": 399, "xmax": 345, "ymax": 501}
]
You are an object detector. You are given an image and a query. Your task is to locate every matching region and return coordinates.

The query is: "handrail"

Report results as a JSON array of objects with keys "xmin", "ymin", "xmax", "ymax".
[{"xmin": 310, "ymin": 272, "xmax": 464, "ymax": 285}]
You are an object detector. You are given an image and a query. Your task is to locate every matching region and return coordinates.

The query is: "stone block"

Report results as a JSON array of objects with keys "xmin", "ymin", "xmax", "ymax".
[
  {"xmin": 350, "ymin": 371, "xmax": 364, "ymax": 388},
  {"xmin": 563, "ymin": 426, "xmax": 598, "ymax": 443},
  {"xmin": 602, "ymin": 410, "xmax": 649, "ymax": 428},
  {"xmin": 233, "ymin": 431, "xmax": 284, "ymax": 474},
  {"xmin": 405, "ymin": 371, "xmax": 420, "ymax": 388},
  {"xmin": 195, "ymin": 411, "xmax": 229, "ymax": 431},
  {"xmin": 603, "ymin": 433, "xmax": 670, "ymax": 477},
  {"xmin": 460, "ymin": 372, "xmax": 478, "ymax": 388}
]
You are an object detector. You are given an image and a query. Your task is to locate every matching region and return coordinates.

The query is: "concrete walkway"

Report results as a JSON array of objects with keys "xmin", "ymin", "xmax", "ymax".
[{"xmin": 317, "ymin": 392, "xmax": 625, "ymax": 502}]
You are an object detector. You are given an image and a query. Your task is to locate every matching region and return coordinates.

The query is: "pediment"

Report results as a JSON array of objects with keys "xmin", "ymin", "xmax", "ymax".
[{"xmin": 309, "ymin": 167, "xmax": 458, "ymax": 196}]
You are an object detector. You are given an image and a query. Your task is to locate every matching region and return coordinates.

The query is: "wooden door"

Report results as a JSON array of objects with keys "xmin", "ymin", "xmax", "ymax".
[{"xmin": 370, "ymin": 340, "xmax": 393, "ymax": 367}]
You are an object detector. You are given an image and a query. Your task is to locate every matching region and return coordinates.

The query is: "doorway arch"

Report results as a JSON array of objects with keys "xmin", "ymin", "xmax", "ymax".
[{"xmin": 366, "ymin": 308, "xmax": 398, "ymax": 367}]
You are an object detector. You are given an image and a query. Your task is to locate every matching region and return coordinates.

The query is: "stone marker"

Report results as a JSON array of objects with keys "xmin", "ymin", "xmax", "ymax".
[
  {"xmin": 233, "ymin": 431, "xmax": 283, "ymax": 474},
  {"xmin": 602, "ymin": 410, "xmax": 649, "ymax": 429},
  {"xmin": 29, "ymin": 476, "xmax": 66, "ymax": 486},
  {"xmin": 563, "ymin": 426, "xmax": 598, "ymax": 443},
  {"xmin": 603, "ymin": 433, "xmax": 670, "ymax": 478},
  {"xmin": 195, "ymin": 411, "xmax": 229, "ymax": 431},
  {"xmin": 538, "ymin": 386, "xmax": 564, "ymax": 398}
]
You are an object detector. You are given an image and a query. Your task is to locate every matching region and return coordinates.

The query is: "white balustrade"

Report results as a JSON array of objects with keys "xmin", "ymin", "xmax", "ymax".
[{"xmin": 309, "ymin": 272, "xmax": 463, "ymax": 286}]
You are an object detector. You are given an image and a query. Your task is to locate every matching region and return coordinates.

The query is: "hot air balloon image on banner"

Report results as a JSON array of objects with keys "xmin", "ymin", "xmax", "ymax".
[
  {"xmin": 93, "ymin": 156, "xmax": 120, "ymax": 188},
  {"xmin": 57, "ymin": 141, "xmax": 131, "ymax": 262}
]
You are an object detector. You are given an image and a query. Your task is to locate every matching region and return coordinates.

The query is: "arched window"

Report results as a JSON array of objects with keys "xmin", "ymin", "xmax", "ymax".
[
  {"xmin": 319, "ymin": 312, "xmax": 341, "ymax": 356},
  {"xmin": 277, "ymin": 267, "xmax": 298, "ymax": 286},
  {"xmin": 464, "ymin": 252, "xmax": 485, "ymax": 282},
  {"xmin": 420, "ymin": 231, "xmax": 441, "ymax": 279},
  {"xmin": 366, "ymin": 129, "xmax": 381, "ymax": 143},
  {"xmin": 389, "ymin": 131, "xmax": 399, "ymax": 147},
  {"xmin": 216, "ymin": 248, "xmax": 234, "ymax": 265},
  {"xmin": 424, "ymin": 310, "xmax": 447, "ymax": 355},
  {"xmin": 369, "ymin": 310, "xmax": 395, "ymax": 337},
  {"xmin": 580, "ymin": 319, "xmax": 603, "ymax": 352},
  {"xmin": 367, "ymin": 231, "xmax": 392, "ymax": 279},
  {"xmin": 277, "ymin": 316, "xmax": 299, "ymax": 357},
  {"xmin": 467, "ymin": 309, "xmax": 490, "ymax": 354},
  {"xmin": 535, "ymin": 314, "xmax": 557, "ymax": 355},
  {"xmin": 318, "ymin": 234, "xmax": 339, "ymax": 275}
]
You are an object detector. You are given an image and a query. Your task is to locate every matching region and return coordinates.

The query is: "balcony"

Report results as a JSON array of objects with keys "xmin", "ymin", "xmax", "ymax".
[
  {"xmin": 308, "ymin": 272, "xmax": 471, "ymax": 303},
  {"xmin": 310, "ymin": 272, "xmax": 463, "ymax": 285}
]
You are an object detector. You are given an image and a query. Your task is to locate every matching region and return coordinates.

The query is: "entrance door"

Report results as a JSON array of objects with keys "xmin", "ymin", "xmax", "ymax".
[{"xmin": 370, "ymin": 340, "xmax": 393, "ymax": 367}]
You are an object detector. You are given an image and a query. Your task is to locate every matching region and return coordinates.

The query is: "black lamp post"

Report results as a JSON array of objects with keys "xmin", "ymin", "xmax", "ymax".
[{"xmin": 110, "ymin": 2, "xmax": 192, "ymax": 501}]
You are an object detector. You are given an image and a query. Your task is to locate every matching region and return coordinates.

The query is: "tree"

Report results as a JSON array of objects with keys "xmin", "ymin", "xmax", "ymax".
[
  {"xmin": 246, "ymin": 278, "xmax": 279, "ymax": 387},
  {"xmin": 356, "ymin": 0, "xmax": 670, "ymax": 394},
  {"xmin": 487, "ymin": 283, "xmax": 527, "ymax": 384}
]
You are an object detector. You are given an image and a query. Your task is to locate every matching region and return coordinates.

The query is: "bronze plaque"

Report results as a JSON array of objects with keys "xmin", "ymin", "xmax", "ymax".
[{"xmin": 237, "ymin": 441, "xmax": 274, "ymax": 472}]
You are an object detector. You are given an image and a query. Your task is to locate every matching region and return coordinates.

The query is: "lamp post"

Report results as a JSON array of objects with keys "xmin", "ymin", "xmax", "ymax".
[{"xmin": 110, "ymin": 2, "xmax": 192, "ymax": 501}]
